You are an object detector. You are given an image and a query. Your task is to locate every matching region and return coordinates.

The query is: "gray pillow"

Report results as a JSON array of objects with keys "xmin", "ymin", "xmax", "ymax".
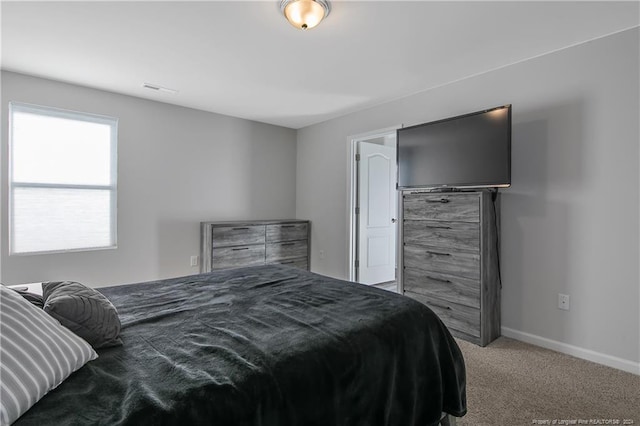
[{"xmin": 42, "ymin": 281, "xmax": 123, "ymax": 349}]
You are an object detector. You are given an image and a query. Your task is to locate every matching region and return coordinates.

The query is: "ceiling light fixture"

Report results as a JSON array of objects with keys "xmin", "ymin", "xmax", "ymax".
[{"xmin": 280, "ymin": 0, "xmax": 330, "ymax": 31}]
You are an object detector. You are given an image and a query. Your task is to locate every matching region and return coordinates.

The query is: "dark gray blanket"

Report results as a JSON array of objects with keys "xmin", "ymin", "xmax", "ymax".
[{"xmin": 16, "ymin": 265, "xmax": 466, "ymax": 425}]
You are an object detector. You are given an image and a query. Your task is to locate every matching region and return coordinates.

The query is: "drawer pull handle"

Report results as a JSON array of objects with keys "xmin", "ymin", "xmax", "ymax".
[
  {"xmin": 427, "ymin": 301, "xmax": 452, "ymax": 311},
  {"xmin": 232, "ymin": 227, "xmax": 250, "ymax": 231},
  {"xmin": 427, "ymin": 301, "xmax": 453, "ymax": 311},
  {"xmin": 426, "ymin": 251, "xmax": 451, "ymax": 257},
  {"xmin": 232, "ymin": 247, "xmax": 250, "ymax": 251},
  {"xmin": 425, "ymin": 198, "xmax": 450, "ymax": 204},
  {"xmin": 426, "ymin": 225, "xmax": 451, "ymax": 230},
  {"xmin": 427, "ymin": 275, "xmax": 452, "ymax": 284}
]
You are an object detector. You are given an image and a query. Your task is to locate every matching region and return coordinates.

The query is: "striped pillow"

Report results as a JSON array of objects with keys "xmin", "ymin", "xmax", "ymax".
[{"xmin": 0, "ymin": 285, "xmax": 98, "ymax": 425}]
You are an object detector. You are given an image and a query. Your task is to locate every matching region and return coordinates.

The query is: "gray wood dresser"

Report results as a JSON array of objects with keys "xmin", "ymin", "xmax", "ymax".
[
  {"xmin": 400, "ymin": 191, "xmax": 500, "ymax": 346},
  {"xmin": 200, "ymin": 220, "xmax": 310, "ymax": 273}
]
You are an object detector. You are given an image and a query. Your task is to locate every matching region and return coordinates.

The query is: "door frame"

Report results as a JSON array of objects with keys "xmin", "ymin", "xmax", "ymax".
[{"xmin": 347, "ymin": 125, "xmax": 401, "ymax": 282}]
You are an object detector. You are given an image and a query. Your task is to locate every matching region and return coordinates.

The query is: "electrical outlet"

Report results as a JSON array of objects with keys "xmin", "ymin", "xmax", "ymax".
[
  {"xmin": 558, "ymin": 293, "xmax": 570, "ymax": 311},
  {"xmin": 190, "ymin": 256, "xmax": 199, "ymax": 267},
  {"xmin": 319, "ymin": 250, "xmax": 325, "ymax": 260}
]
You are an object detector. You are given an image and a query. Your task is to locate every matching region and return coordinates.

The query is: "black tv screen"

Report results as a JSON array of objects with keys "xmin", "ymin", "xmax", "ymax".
[{"xmin": 397, "ymin": 105, "xmax": 511, "ymax": 190}]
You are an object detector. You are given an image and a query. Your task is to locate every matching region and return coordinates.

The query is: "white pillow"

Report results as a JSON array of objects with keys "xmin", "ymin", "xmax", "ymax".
[{"xmin": 0, "ymin": 285, "xmax": 98, "ymax": 425}]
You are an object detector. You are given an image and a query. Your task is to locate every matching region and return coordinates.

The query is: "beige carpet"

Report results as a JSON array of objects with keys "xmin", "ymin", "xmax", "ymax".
[{"xmin": 456, "ymin": 337, "xmax": 640, "ymax": 426}]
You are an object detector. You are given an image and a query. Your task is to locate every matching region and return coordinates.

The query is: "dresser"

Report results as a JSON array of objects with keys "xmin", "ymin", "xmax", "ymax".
[
  {"xmin": 400, "ymin": 191, "xmax": 500, "ymax": 346},
  {"xmin": 200, "ymin": 220, "xmax": 310, "ymax": 273}
]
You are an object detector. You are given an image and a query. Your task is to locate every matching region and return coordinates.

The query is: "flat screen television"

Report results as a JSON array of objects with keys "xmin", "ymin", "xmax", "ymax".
[{"xmin": 397, "ymin": 105, "xmax": 511, "ymax": 190}]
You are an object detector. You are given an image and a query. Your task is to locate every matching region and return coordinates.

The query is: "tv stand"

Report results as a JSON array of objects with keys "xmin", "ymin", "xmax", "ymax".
[{"xmin": 399, "ymin": 189, "xmax": 501, "ymax": 346}]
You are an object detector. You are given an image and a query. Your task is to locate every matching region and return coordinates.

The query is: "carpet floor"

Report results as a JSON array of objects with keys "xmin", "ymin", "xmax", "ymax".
[{"xmin": 455, "ymin": 337, "xmax": 640, "ymax": 426}]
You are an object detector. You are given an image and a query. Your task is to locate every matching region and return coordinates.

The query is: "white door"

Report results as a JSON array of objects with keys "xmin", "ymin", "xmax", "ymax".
[{"xmin": 357, "ymin": 141, "xmax": 397, "ymax": 284}]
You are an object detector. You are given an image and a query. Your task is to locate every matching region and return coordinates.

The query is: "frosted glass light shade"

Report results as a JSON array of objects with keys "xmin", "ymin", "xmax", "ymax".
[{"xmin": 281, "ymin": 0, "xmax": 330, "ymax": 30}]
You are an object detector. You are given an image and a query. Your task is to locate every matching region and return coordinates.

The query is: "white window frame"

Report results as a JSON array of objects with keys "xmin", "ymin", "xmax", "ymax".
[{"xmin": 8, "ymin": 102, "xmax": 118, "ymax": 255}]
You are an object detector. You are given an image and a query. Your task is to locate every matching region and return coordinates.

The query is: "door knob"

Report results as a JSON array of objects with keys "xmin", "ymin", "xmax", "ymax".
[{"xmin": 391, "ymin": 218, "xmax": 397, "ymax": 223}]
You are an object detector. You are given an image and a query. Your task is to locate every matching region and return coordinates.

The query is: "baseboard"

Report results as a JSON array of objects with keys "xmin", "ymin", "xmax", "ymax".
[{"xmin": 501, "ymin": 327, "xmax": 640, "ymax": 375}]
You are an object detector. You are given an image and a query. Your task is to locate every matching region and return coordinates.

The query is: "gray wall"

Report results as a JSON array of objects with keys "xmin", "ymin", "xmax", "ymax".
[
  {"xmin": 296, "ymin": 29, "xmax": 639, "ymax": 366},
  {"xmin": 1, "ymin": 71, "xmax": 297, "ymax": 287}
]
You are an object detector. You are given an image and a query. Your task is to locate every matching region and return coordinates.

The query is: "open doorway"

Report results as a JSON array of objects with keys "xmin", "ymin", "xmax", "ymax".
[{"xmin": 348, "ymin": 128, "xmax": 398, "ymax": 291}]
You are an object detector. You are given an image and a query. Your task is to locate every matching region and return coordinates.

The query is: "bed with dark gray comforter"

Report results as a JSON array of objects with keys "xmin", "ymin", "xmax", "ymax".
[{"xmin": 15, "ymin": 265, "xmax": 466, "ymax": 426}]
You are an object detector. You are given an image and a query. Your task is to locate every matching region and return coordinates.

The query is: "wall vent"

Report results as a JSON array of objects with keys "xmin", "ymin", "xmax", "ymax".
[{"xmin": 142, "ymin": 83, "xmax": 178, "ymax": 94}]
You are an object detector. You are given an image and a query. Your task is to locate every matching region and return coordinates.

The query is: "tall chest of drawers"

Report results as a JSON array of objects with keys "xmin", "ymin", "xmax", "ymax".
[
  {"xmin": 200, "ymin": 220, "xmax": 310, "ymax": 273},
  {"xmin": 400, "ymin": 191, "xmax": 500, "ymax": 346}
]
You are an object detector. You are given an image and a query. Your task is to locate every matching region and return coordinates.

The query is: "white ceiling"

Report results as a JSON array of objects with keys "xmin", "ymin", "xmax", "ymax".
[{"xmin": 2, "ymin": 1, "xmax": 638, "ymax": 129}]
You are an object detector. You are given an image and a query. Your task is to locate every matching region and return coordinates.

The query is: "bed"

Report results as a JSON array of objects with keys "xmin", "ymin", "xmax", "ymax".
[{"xmin": 10, "ymin": 264, "xmax": 466, "ymax": 425}]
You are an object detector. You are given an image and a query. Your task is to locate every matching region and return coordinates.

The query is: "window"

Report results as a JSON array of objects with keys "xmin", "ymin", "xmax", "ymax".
[{"xmin": 9, "ymin": 102, "xmax": 118, "ymax": 255}]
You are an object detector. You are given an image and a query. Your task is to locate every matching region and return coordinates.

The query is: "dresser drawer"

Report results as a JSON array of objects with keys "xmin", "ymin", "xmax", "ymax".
[
  {"xmin": 405, "ymin": 291, "xmax": 480, "ymax": 339},
  {"xmin": 404, "ymin": 244, "xmax": 480, "ymax": 279},
  {"xmin": 211, "ymin": 225, "xmax": 265, "ymax": 248},
  {"xmin": 403, "ymin": 220, "xmax": 479, "ymax": 252},
  {"xmin": 403, "ymin": 268, "xmax": 480, "ymax": 309},
  {"xmin": 266, "ymin": 240, "xmax": 308, "ymax": 262},
  {"xmin": 266, "ymin": 223, "xmax": 308, "ymax": 243},
  {"xmin": 269, "ymin": 257, "xmax": 308, "ymax": 270},
  {"xmin": 403, "ymin": 193, "xmax": 479, "ymax": 222},
  {"xmin": 212, "ymin": 245, "xmax": 265, "ymax": 269}
]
